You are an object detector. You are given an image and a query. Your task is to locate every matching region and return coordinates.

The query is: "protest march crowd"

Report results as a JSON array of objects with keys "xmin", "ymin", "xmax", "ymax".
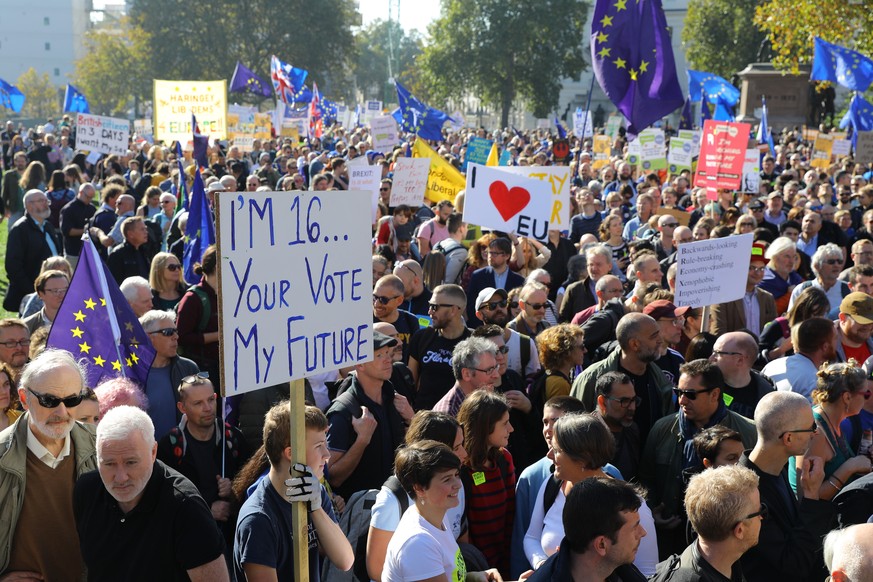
[{"xmin": 4, "ymin": 73, "xmax": 873, "ymax": 582}]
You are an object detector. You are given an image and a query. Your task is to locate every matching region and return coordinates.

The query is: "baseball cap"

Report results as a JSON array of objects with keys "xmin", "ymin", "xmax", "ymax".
[
  {"xmin": 206, "ymin": 182, "xmax": 226, "ymax": 193},
  {"xmin": 475, "ymin": 287, "xmax": 508, "ymax": 312},
  {"xmin": 767, "ymin": 191, "xmax": 782, "ymax": 200},
  {"xmin": 748, "ymin": 200, "xmax": 765, "ymax": 210},
  {"xmin": 374, "ymin": 331, "xmax": 399, "ymax": 350},
  {"xmin": 643, "ymin": 299, "xmax": 690, "ymax": 320},
  {"xmin": 840, "ymin": 292, "xmax": 873, "ymax": 325},
  {"xmin": 750, "ymin": 242, "xmax": 768, "ymax": 264}
]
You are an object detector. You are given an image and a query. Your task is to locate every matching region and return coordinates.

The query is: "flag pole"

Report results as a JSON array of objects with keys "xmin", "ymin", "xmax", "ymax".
[
  {"xmin": 573, "ymin": 74, "xmax": 597, "ymax": 182},
  {"xmin": 83, "ymin": 235, "xmax": 128, "ymax": 379}
]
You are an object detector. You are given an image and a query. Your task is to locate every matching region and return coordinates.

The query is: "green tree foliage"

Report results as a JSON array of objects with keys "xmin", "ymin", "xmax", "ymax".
[
  {"xmin": 129, "ymin": 0, "xmax": 359, "ymax": 99},
  {"xmin": 16, "ymin": 68, "xmax": 59, "ymax": 119},
  {"xmin": 355, "ymin": 19, "xmax": 423, "ymax": 103},
  {"xmin": 418, "ymin": 0, "xmax": 588, "ymax": 127},
  {"xmin": 754, "ymin": 0, "xmax": 873, "ymax": 74},
  {"xmin": 683, "ymin": 0, "xmax": 766, "ymax": 80}
]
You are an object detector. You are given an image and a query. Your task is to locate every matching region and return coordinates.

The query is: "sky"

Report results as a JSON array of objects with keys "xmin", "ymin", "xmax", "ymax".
[{"xmin": 358, "ymin": 0, "xmax": 441, "ymax": 36}]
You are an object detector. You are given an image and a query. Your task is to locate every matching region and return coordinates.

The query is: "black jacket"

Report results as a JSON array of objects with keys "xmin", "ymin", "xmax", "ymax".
[
  {"xmin": 107, "ymin": 241, "xmax": 152, "ymax": 284},
  {"xmin": 527, "ymin": 539, "xmax": 647, "ymax": 582},
  {"xmin": 833, "ymin": 471, "xmax": 873, "ymax": 527},
  {"xmin": 3, "ymin": 215, "xmax": 61, "ymax": 312}
]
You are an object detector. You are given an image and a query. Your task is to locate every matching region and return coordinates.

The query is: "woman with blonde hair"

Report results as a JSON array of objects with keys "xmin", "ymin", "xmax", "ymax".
[
  {"xmin": 149, "ymin": 252, "xmax": 187, "ymax": 310},
  {"xmin": 510, "ymin": 236, "xmax": 551, "ymax": 279}
]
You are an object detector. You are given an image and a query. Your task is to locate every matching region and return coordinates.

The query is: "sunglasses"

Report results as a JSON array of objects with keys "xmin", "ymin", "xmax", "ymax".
[
  {"xmin": 496, "ymin": 345, "xmax": 509, "ymax": 354},
  {"xmin": 525, "ymin": 302, "xmax": 547, "ymax": 310},
  {"xmin": 149, "ymin": 327, "xmax": 178, "ymax": 337},
  {"xmin": 823, "ymin": 259, "xmax": 842, "ymax": 266},
  {"xmin": 373, "ymin": 294, "xmax": 400, "ymax": 305},
  {"xmin": 481, "ymin": 300, "xmax": 508, "ymax": 311},
  {"xmin": 27, "ymin": 388, "xmax": 86, "ymax": 409},
  {"xmin": 167, "ymin": 264, "xmax": 182, "ymax": 271},
  {"xmin": 673, "ymin": 386, "xmax": 718, "ymax": 400},
  {"xmin": 734, "ymin": 503, "xmax": 769, "ymax": 528},
  {"xmin": 428, "ymin": 303, "xmax": 458, "ymax": 312},
  {"xmin": 778, "ymin": 420, "xmax": 818, "ymax": 439},
  {"xmin": 182, "ymin": 371, "xmax": 210, "ymax": 385}
]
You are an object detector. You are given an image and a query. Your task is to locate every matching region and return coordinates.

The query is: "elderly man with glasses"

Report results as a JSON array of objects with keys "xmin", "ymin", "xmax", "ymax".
[
  {"xmin": 433, "ymin": 337, "xmax": 500, "ymax": 417},
  {"xmin": 709, "ymin": 242, "xmax": 777, "ymax": 337},
  {"xmin": 139, "ymin": 309, "xmax": 200, "ymax": 438},
  {"xmin": 789, "ymin": 243, "xmax": 852, "ymax": 319},
  {"xmin": 0, "ymin": 349, "xmax": 97, "ymax": 581}
]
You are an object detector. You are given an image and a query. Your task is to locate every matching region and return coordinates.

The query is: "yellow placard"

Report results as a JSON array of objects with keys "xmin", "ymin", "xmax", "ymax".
[
  {"xmin": 254, "ymin": 113, "xmax": 272, "ymax": 142},
  {"xmin": 153, "ymin": 80, "xmax": 228, "ymax": 143},
  {"xmin": 811, "ymin": 134, "xmax": 833, "ymax": 170},
  {"xmin": 592, "ymin": 135, "xmax": 612, "ymax": 170},
  {"xmin": 412, "ymin": 139, "xmax": 466, "ymax": 204}
]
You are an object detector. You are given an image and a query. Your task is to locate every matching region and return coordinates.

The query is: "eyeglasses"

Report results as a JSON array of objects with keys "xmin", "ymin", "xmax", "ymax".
[
  {"xmin": 379, "ymin": 187, "xmax": 389, "ymax": 192},
  {"xmin": 662, "ymin": 222, "xmax": 679, "ymax": 228},
  {"xmin": 658, "ymin": 316, "xmax": 685, "ymax": 327},
  {"xmin": 525, "ymin": 302, "xmax": 547, "ymax": 310},
  {"xmin": 182, "ymin": 372, "xmax": 210, "ymax": 385},
  {"xmin": 471, "ymin": 365, "xmax": 499, "ymax": 376},
  {"xmin": 749, "ymin": 266, "xmax": 766, "ymax": 273},
  {"xmin": 481, "ymin": 300, "xmax": 508, "ymax": 311},
  {"xmin": 43, "ymin": 287, "xmax": 68, "ymax": 296},
  {"xmin": 149, "ymin": 327, "xmax": 178, "ymax": 337},
  {"xmin": 823, "ymin": 259, "xmax": 842, "ymax": 266},
  {"xmin": 734, "ymin": 503, "xmax": 769, "ymax": 528},
  {"xmin": 27, "ymin": 388, "xmax": 85, "ymax": 409},
  {"xmin": 712, "ymin": 350, "xmax": 742, "ymax": 358},
  {"xmin": 428, "ymin": 303, "xmax": 458, "ymax": 312},
  {"xmin": 606, "ymin": 395, "xmax": 643, "ymax": 408},
  {"xmin": 778, "ymin": 420, "xmax": 818, "ymax": 439},
  {"xmin": 160, "ymin": 200, "xmax": 174, "ymax": 205},
  {"xmin": 0, "ymin": 339, "xmax": 30, "ymax": 349},
  {"xmin": 672, "ymin": 386, "xmax": 718, "ymax": 400},
  {"xmin": 495, "ymin": 346, "xmax": 509, "ymax": 354},
  {"xmin": 485, "ymin": 251, "xmax": 506, "ymax": 257},
  {"xmin": 166, "ymin": 264, "xmax": 182, "ymax": 271},
  {"xmin": 373, "ymin": 294, "xmax": 400, "ymax": 305}
]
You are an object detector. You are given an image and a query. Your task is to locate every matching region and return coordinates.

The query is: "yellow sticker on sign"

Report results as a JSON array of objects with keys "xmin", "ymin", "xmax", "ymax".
[{"xmin": 472, "ymin": 472, "xmax": 486, "ymax": 486}]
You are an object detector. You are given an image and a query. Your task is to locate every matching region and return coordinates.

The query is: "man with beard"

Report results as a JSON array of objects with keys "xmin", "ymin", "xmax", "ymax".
[
  {"xmin": 572, "ymin": 313, "xmax": 673, "ymax": 443},
  {"xmin": 0, "ymin": 349, "xmax": 97, "ymax": 580},
  {"xmin": 74, "ymin": 406, "xmax": 228, "ymax": 581},
  {"xmin": 416, "ymin": 199, "xmax": 454, "ymax": 255},
  {"xmin": 475, "ymin": 287, "xmax": 540, "ymax": 378},
  {"xmin": 392, "ymin": 259, "xmax": 433, "ymax": 317},
  {"xmin": 372, "ymin": 275, "xmax": 420, "ymax": 364},
  {"xmin": 833, "ymin": 292, "xmax": 873, "ymax": 363},
  {"xmin": 595, "ymin": 371, "xmax": 642, "ymax": 481},
  {"xmin": 0, "ymin": 319, "xmax": 31, "ymax": 381},
  {"xmin": 643, "ymin": 300, "xmax": 689, "ymax": 387},
  {"xmin": 3, "ymin": 189, "xmax": 61, "ymax": 312},
  {"xmin": 761, "ymin": 317, "xmax": 836, "ymax": 402}
]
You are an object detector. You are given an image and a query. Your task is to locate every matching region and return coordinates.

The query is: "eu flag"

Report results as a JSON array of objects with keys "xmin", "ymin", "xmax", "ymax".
[
  {"xmin": 679, "ymin": 97, "xmax": 693, "ymax": 130},
  {"xmin": 183, "ymin": 169, "xmax": 215, "ymax": 285},
  {"xmin": 554, "ymin": 116, "xmax": 567, "ymax": 139},
  {"xmin": 756, "ymin": 96, "xmax": 776, "ymax": 156},
  {"xmin": 270, "ymin": 55, "xmax": 309, "ymax": 104},
  {"xmin": 687, "ymin": 70, "xmax": 740, "ymax": 107},
  {"xmin": 46, "ymin": 236, "xmax": 156, "ymax": 388},
  {"xmin": 394, "ymin": 81, "xmax": 452, "ymax": 142},
  {"xmin": 229, "ymin": 61, "xmax": 271, "ymax": 97},
  {"xmin": 63, "ymin": 84, "xmax": 90, "ymax": 114},
  {"xmin": 590, "ymin": 0, "xmax": 684, "ymax": 136},
  {"xmin": 0, "ymin": 77, "xmax": 25, "ymax": 113},
  {"xmin": 811, "ymin": 37, "xmax": 873, "ymax": 92},
  {"xmin": 839, "ymin": 94, "xmax": 873, "ymax": 149},
  {"xmin": 191, "ymin": 114, "xmax": 209, "ymax": 169}
]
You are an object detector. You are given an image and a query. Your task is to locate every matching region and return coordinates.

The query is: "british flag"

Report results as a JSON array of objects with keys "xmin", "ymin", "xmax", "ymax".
[{"xmin": 271, "ymin": 55, "xmax": 308, "ymax": 104}]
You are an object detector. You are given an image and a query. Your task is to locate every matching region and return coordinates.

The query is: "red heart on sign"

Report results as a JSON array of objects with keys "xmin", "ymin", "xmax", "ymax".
[{"xmin": 489, "ymin": 180, "xmax": 531, "ymax": 222}]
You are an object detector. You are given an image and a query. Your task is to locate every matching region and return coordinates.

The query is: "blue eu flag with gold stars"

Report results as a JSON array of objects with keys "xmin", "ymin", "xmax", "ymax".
[
  {"xmin": 591, "ymin": 0, "xmax": 684, "ymax": 137},
  {"xmin": 811, "ymin": 37, "xmax": 873, "ymax": 92},
  {"xmin": 229, "ymin": 61, "xmax": 271, "ymax": 97},
  {"xmin": 393, "ymin": 81, "xmax": 452, "ymax": 142},
  {"xmin": 47, "ymin": 236, "xmax": 156, "ymax": 388},
  {"xmin": 839, "ymin": 94, "xmax": 873, "ymax": 149}
]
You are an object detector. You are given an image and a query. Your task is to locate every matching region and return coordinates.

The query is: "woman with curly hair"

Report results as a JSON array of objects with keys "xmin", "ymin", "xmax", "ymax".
[
  {"xmin": 0, "ymin": 362, "xmax": 22, "ymax": 431},
  {"xmin": 534, "ymin": 324, "xmax": 586, "ymax": 405},
  {"xmin": 789, "ymin": 360, "xmax": 873, "ymax": 500}
]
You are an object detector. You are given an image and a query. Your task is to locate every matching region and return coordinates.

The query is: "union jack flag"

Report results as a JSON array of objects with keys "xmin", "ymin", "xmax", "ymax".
[{"xmin": 271, "ymin": 55, "xmax": 308, "ymax": 104}]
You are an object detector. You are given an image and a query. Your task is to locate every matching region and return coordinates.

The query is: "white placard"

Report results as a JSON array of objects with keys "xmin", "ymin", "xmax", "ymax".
[
  {"xmin": 499, "ymin": 166, "xmax": 571, "ymax": 232},
  {"xmin": 675, "ymin": 233, "xmax": 754, "ymax": 308},
  {"xmin": 365, "ymin": 100, "xmax": 383, "ymax": 123},
  {"xmin": 463, "ymin": 164, "xmax": 554, "ymax": 240},
  {"xmin": 450, "ymin": 110, "xmax": 465, "ymax": 132},
  {"xmin": 573, "ymin": 110, "xmax": 593, "ymax": 138},
  {"xmin": 76, "ymin": 113, "xmax": 130, "ymax": 156},
  {"xmin": 741, "ymin": 148, "xmax": 761, "ymax": 193},
  {"xmin": 390, "ymin": 158, "xmax": 430, "ymax": 207},
  {"xmin": 216, "ymin": 190, "xmax": 373, "ymax": 394},
  {"xmin": 536, "ymin": 118, "xmax": 550, "ymax": 130},
  {"xmin": 668, "ymin": 137, "xmax": 693, "ymax": 173},
  {"xmin": 370, "ymin": 115, "xmax": 400, "ymax": 152},
  {"xmin": 857, "ymin": 132, "xmax": 873, "ymax": 165},
  {"xmin": 832, "ymin": 139, "xmax": 852, "ymax": 157},
  {"xmin": 348, "ymin": 165, "xmax": 382, "ymax": 223}
]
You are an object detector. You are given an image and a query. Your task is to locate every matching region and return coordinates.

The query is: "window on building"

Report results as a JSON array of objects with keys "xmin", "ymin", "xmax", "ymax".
[
  {"xmin": 54, "ymin": 68, "xmax": 60, "ymax": 77},
  {"xmin": 45, "ymin": 42, "xmax": 51, "ymax": 51},
  {"xmin": 44, "ymin": 16, "xmax": 50, "ymax": 25}
]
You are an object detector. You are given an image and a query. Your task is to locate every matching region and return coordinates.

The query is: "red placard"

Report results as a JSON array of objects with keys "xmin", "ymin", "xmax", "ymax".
[{"xmin": 693, "ymin": 120, "xmax": 752, "ymax": 194}]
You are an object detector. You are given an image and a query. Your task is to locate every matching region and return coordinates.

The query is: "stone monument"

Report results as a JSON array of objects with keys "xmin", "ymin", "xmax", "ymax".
[{"xmin": 736, "ymin": 63, "xmax": 812, "ymax": 129}]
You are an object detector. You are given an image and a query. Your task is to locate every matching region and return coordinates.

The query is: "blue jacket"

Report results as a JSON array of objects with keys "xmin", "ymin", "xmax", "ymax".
[{"xmin": 465, "ymin": 266, "xmax": 525, "ymax": 326}]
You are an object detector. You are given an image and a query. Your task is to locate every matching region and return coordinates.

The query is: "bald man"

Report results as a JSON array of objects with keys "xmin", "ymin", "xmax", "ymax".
[
  {"xmin": 825, "ymin": 524, "xmax": 873, "ymax": 582},
  {"xmin": 392, "ymin": 260, "xmax": 432, "ymax": 317}
]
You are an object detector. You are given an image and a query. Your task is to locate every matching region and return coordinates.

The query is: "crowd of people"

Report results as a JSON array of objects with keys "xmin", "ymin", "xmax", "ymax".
[{"xmin": 1, "ymin": 113, "xmax": 873, "ymax": 582}]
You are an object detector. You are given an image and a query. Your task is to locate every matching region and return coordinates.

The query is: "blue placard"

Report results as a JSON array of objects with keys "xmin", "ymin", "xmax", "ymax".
[{"xmin": 462, "ymin": 137, "xmax": 494, "ymax": 172}]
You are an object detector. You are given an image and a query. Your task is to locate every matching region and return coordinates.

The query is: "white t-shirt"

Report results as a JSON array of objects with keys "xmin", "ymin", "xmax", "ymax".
[
  {"xmin": 370, "ymin": 483, "xmax": 465, "ymax": 540},
  {"xmin": 383, "ymin": 508, "xmax": 467, "ymax": 582}
]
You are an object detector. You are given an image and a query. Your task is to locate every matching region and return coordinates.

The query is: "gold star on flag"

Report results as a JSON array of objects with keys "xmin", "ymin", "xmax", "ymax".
[
  {"xmin": 639, "ymin": 60, "xmax": 650, "ymax": 73},
  {"xmin": 614, "ymin": 57, "xmax": 627, "ymax": 69},
  {"xmin": 130, "ymin": 340, "xmax": 139, "ymax": 350},
  {"xmin": 600, "ymin": 14, "xmax": 613, "ymax": 27},
  {"xmin": 629, "ymin": 69, "xmax": 639, "ymax": 81},
  {"xmin": 131, "ymin": 353, "xmax": 140, "ymax": 364},
  {"xmin": 100, "ymin": 298, "xmax": 106, "ymax": 306},
  {"xmin": 93, "ymin": 355, "xmax": 106, "ymax": 367},
  {"xmin": 79, "ymin": 341, "xmax": 91, "ymax": 354},
  {"xmin": 112, "ymin": 360, "xmax": 122, "ymax": 371},
  {"xmin": 71, "ymin": 327, "xmax": 84, "ymax": 338},
  {"xmin": 598, "ymin": 47, "xmax": 611, "ymax": 58},
  {"xmin": 74, "ymin": 310, "xmax": 86, "ymax": 322},
  {"xmin": 615, "ymin": 0, "xmax": 627, "ymax": 10},
  {"xmin": 597, "ymin": 32, "xmax": 608, "ymax": 43},
  {"xmin": 126, "ymin": 357, "xmax": 132, "ymax": 367},
  {"xmin": 125, "ymin": 322, "xmax": 134, "ymax": 332},
  {"xmin": 84, "ymin": 298, "xmax": 96, "ymax": 310}
]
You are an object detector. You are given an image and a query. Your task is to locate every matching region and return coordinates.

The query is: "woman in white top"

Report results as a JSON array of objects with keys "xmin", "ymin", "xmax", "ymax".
[
  {"xmin": 367, "ymin": 411, "xmax": 469, "ymax": 582},
  {"xmin": 382, "ymin": 440, "xmax": 502, "ymax": 582},
  {"xmin": 522, "ymin": 412, "xmax": 658, "ymax": 576}
]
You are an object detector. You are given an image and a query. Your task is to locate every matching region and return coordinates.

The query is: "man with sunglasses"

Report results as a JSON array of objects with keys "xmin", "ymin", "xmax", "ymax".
[
  {"xmin": 475, "ymin": 287, "xmax": 540, "ymax": 378},
  {"xmin": 508, "ymin": 281, "xmax": 551, "ymax": 339},
  {"xmin": 639, "ymin": 359, "xmax": 757, "ymax": 556},
  {"xmin": 709, "ymin": 242, "xmax": 777, "ymax": 337},
  {"xmin": 139, "ymin": 310, "xmax": 200, "ymax": 438},
  {"xmin": 372, "ymin": 275, "xmax": 420, "ymax": 365},
  {"xmin": 654, "ymin": 465, "xmax": 763, "ymax": 581},
  {"xmin": 738, "ymin": 391, "xmax": 834, "ymax": 582},
  {"xmin": 0, "ymin": 349, "xmax": 97, "ymax": 580}
]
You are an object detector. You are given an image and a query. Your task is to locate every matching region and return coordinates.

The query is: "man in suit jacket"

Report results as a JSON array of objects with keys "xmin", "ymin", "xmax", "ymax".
[
  {"xmin": 465, "ymin": 237, "xmax": 525, "ymax": 326},
  {"xmin": 710, "ymin": 242, "xmax": 777, "ymax": 337}
]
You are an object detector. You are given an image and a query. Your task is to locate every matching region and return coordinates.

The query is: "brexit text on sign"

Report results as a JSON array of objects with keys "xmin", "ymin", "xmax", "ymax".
[
  {"xmin": 76, "ymin": 113, "xmax": 130, "ymax": 156},
  {"xmin": 216, "ymin": 190, "xmax": 374, "ymax": 395}
]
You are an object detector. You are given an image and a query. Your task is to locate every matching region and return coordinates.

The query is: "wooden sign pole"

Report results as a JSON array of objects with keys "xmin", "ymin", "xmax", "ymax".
[{"xmin": 289, "ymin": 378, "xmax": 309, "ymax": 582}]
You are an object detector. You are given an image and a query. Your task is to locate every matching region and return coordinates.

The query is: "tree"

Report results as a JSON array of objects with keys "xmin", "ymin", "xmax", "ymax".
[
  {"xmin": 682, "ymin": 0, "xmax": 766, "ymax": 80},
  {"xmin": 753, "ymin": 0, "xmax": 873, "ymax": 74},
  {"xmin": 16, "ymin": 68, "xmax": 58, "ymax": 120},
  {"xmin": 129, "ymin": 0, "xmax": 359, "ymax": 100},
  {"xmin": 418, "ymin": 0, "xmax": 588, "ymax": 127},
  {"xmin": 354, "ymin": 20, "xmax": 423, "ymax": 103}
]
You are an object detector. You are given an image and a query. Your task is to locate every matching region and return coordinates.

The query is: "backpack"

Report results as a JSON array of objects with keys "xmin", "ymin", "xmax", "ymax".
[
  {"xmin": 433, "ymin": 239, "xmax": 468, "ymax": 284},
  {"xmin": 527, "ymin": 370, "xmax": 569, "ymax": 421},
  {"xmin": 796, "ymin": 279, "xmax": 850, "ymax": 301},
  {"xmin": 175, "ymin": 285, "xmax": 210, "ymax": 358},
  {"xmin": 517, "ymin": 332, "xmax": 532, "ymax": 378},
  {"xmin": 322, "ymin": 475, "xmax": 408, "ymax": 582}
]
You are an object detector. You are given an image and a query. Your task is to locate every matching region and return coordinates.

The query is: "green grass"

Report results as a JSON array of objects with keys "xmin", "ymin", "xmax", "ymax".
[{"xmin": 0, "ymin": 225, "xmax": 15, "ymax": 319}]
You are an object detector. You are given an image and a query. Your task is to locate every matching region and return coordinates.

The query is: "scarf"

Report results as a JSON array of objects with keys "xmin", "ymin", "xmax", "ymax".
[{"xmin": 679, "ymin": 398, "xmax": 728, "ymax": 469}]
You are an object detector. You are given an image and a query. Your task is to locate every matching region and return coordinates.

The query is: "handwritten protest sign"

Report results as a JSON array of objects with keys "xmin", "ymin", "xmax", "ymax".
[
  {"xmin": 390, "ymin": 158, "xmax": 431, "ymax": 206},
  {"xmin": 216, "ymin": 190, "xmax": 373, "ymax": 394},
  {"xmin": 153, "ymin": 80, "xmax": 227, "ymax": 143},
  {"xmin": 464, "ymin": 164, "xmax": 553, "ymax": 240},
  {"xmin": 348, "ymin": 165, "xmax": 382, "ymax": 223},
  {"xmin": 76, "ymin": 113, "xmax": 130, "ymax": 156},
  {"xmin": 370, "ymin": 115, "xmax": 399, "ymax": 152},
  {"xmin": 133, "ymin": 119, "xmax": 153, "ymax": 143},
  {"xmin": 811, "ymin": 134, "xmax": 833, "ymax": 170},
  {"xmin": 856, "ymin": 132, "xmax": 873, "ymax": 165},
  {"xmin": 573, "ymin": 110, "xmax": 593, "ymax": 138},
  {"xmin": 500, "ymin": 166, "xmax": 571, "ymax": 233},
  {"xmin": 463, "ymin": 137, "xmax": 494, "ymax": 171},
  {"xmin": 694, "ymin": 120, "xmax": 752, "ymax": 193},
  {"xmin": 674, "ymin": 233, "xmax": 753, "ymax": 308}
]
